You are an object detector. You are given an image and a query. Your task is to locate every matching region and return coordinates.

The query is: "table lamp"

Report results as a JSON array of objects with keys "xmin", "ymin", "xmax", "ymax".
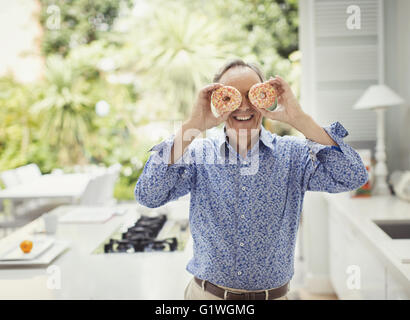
[{"xmin": 353, "ymin": 84, "xmax": 404, "ymax": 195}]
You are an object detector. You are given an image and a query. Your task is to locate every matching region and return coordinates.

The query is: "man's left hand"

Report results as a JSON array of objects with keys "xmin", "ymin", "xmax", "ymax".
[{"xmin": 258, "ymin": 75, "xmax": 306, "ymax": 128}]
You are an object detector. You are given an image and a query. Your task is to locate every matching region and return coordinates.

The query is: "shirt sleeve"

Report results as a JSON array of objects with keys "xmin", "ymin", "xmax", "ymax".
[
  {"xmin": 290, "ymin": 121, "xmax": 369, "ymax": 193},
  {"xmin": 134, "ymin": 135, "xmax": 195, "ymax": 208}
]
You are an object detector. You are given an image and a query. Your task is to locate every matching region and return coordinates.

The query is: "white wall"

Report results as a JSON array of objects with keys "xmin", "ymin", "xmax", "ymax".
[{"xmin": 385, "ymin": 0, "xmax": 410, "ymax": 172}]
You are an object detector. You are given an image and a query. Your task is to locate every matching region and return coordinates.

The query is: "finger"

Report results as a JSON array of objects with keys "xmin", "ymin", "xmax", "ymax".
[
  {"xmin": 258, "ymin": 107, "xmax": 269, "ymax": 117},
  {"xmin": 216, "ymin": 110, "xmax": 231, "ymax": 124},
  {"xmin": 274, "ymin": 75, "xmax": 289, "ymax": 87},
  {"xmin": 199, "ymin": 83, "xmax": 224, "ymax": 98},
  {"xmin": 271, "ymin": 82, "xmax": 283, "ymax": 92},
  {"xmin": 267, "ymin": 76, "xmax": 281, "ymax": 84},
  {"xmin": 260, "ymin": 107, "xmax": 282, "ymax": 121},
  {"xmin": 265, "ymin": 109, "xmax": 281, "ymax": 121},
  {"xmin": 275, "ymin": 87, "xmax": 285, "ymax": 96},
  {"xmin": 204, "ymin": 83, "xmax": 223, "ymax": 93},
  {"xmin": 267, "ymin": 81, "xmax": 283, "ymax": 96},
  {"xmin": 267, "ymin": 78, "xmax": 282, "ymax": 89},
  {"xmin": 266, "ymin": 77, "xmax": 285, "ymax": 92}
]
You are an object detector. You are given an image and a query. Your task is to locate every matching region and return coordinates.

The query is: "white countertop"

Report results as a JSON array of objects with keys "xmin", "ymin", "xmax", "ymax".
[
  {"xmin": 0, "ymin": 198, "xmax": 193, "ymax": 299},
  {"xmin": 323, "ymin": 193, "xmax": 410, "ymax": 285}
]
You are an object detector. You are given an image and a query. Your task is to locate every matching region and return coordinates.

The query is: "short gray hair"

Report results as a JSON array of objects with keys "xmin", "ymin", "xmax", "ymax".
[{"xmin": 212, "ymin": 59, "xmax": 265, "ymax": 83}]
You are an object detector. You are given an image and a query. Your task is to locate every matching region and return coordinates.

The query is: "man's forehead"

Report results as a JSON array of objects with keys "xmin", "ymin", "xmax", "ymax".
[{"xmin": 219, "ymin": 67, "xmax": 261, "ymax": 90}]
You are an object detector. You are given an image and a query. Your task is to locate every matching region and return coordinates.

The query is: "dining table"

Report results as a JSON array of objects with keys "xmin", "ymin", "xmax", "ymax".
[{"xmin": 0, "ymin": 173, "xmax": 91, "ymax": 202}]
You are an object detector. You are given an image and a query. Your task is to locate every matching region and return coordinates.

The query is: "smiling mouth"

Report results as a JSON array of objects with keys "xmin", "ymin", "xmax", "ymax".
[{"xmin": 232, "ymin": 114, "xmax": 254, "ymax": 121}]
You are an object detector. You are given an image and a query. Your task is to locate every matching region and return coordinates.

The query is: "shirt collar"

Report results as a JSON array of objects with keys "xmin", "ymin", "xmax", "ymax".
[{"xmin": 216, "ymin": 124, "xmax": 275, "ymax": 156}]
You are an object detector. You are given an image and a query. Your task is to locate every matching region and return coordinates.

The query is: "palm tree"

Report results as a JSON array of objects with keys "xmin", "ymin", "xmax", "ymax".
[
  {"xmin": 0, "ymin": 78, "xmax": 40, "ymax": 170},
  {"xmin": 31, "ymin": 55, "xmax": 95, "ymax": 165},
  {"xmin": 117, "ymin": 1, "xmax": 234, "ymax": 118}
]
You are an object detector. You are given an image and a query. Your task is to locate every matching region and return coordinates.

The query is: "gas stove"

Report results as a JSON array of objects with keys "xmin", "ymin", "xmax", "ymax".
[{"xmin": 103, "ymin": 214, "xmax": 178, "ymax": 253}]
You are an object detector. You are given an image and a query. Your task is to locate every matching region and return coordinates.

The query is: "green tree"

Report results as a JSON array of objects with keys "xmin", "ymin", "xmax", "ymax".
[
  {"xmin": 189, "ymin": 0, "xmax": 299, "ymax": 59},
  {"xmin": 0, "ymin": 78, "xmax": 39, "ymax": 171},
  {"xmin": 31, "ymin": 54, "xmax": 95, "ymax": 165},
  {"xmin": 38, "ymin": 0, "xmax": 132, "ymax": 56},
  {"xmin": 116, "ymin": 1, "xmax": 235, "ymax": 118}
]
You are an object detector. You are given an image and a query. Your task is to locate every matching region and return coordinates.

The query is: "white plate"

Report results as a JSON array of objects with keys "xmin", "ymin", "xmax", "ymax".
[
  {"xmin": 0, "ymin": 240, "xmax": 70, "ymax": 266},
  {"xmin": 0, "ymin": 236, "xmax": 55, "ymax": 261}
]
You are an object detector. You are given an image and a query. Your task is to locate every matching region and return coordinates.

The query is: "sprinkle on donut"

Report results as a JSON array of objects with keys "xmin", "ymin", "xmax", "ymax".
[
  {"xmin": 211, "ymin": 86, "xmax": 242, "ymax": 115},
  {"xmin": 248, "ymin": 82, "xmax": 277, "ymax": 109}
]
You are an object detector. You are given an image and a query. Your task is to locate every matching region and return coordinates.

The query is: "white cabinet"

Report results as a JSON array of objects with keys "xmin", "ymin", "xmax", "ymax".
[
  {"xmin": 328, "ymin": 203, "xmax": 386, "ymax": 299},
  {"xmin": 329, "ymin": 207, "xmax": 355, "ymax": 298},
  {"xmin": 386, "ymin": 269, "xmax": 410, "ymax": 300},
  {"xmin": 304, "ymin": 193, "xmax": 410, "ymax": 299}
]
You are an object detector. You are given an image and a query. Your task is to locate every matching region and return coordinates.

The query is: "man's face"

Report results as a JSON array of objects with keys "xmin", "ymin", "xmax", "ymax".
[{"xmin": 218, "ymin": 66, "xmax": 263, "ymax": 137}]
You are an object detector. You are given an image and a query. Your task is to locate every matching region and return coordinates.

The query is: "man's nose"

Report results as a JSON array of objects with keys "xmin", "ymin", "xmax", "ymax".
[{"xmin": 238, "ymin": 96, "xmax": 251, "ymax": 111}]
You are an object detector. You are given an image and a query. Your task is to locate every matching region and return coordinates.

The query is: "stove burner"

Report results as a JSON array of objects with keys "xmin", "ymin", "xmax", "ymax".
[{"xmin": 103, "ymin": 214, "xmax": 178, "ymax": 253}]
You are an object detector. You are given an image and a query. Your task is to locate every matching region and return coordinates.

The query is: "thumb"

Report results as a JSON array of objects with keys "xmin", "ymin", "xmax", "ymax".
[
  {"xmin": 259, "ymin": 108, "xmax": 280, "ymax": 121},
  {"xmin": 216, "ymin": 111, "xmax": 231, "ymax": 124}
]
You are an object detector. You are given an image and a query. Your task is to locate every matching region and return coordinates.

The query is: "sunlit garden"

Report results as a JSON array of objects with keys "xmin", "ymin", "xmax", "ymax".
[{"xmin": 0, "ymin": 0, "xmax": 299, "ymax": 201}]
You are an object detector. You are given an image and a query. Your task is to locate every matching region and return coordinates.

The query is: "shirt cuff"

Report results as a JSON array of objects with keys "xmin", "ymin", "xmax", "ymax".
[
  {"xmin": 305, "ymin": 121, "xmax": 347, "ymax": 164},
  {"xmin": 144, "ymin": 136, "xmax": 193, "ymax": 191}
]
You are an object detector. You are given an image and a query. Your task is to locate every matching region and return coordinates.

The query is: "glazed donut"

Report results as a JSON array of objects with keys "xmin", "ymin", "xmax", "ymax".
[
  {"xmin": 211, "ymin": 86, "xmax": 242, "ymax": 115},
  {"xmin": 248, "ymin": 82, "xmax": 277, "ymax": 109}
]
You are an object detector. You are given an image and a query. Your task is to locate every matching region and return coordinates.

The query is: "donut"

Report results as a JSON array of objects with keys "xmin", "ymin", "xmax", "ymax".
[
  {"xmin": 249, "ymin": 82, "xmax": 277, "ymax": 109},
  {"xmin": 211, "ymin": 86, "xmax": 242, "ymax": 115}
]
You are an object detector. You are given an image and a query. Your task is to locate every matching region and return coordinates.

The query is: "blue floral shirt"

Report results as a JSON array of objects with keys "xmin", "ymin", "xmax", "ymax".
[{"xmin": 134, "ymin": 121, "xmax": 368, "ymax": 290}]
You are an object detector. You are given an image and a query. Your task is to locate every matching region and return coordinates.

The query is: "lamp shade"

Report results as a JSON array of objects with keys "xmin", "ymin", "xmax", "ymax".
[{"xmin": 353, "ymin": 84, "xmax": 404, "ymax": 110}]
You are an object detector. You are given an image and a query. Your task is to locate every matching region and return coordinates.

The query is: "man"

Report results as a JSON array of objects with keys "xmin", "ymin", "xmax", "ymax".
[{"xmin": 134, "ymin": 59, "xmax": 368, "ymax": 300}]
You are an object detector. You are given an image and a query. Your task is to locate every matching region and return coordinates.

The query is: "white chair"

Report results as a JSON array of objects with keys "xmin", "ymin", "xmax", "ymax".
[
  {"xmin": 79, "ymin": 167, "xmax": 120, "ymax": 206},
  {"xmin": 13, "ymin": 163, "xmax": 46, "ymax": 212},
  {"xmin": 98, "ymin": 172, "xmax": 119, "ymax": 205},
  {"xmin": 14, "ymin": 164, "xmax": 42, "ymax": 184},
  {"xmin": 0, "ymin": 169, "xmax": 21, "ymax": 188},
  {"xmin": 107, "ymin": 163, "xmax": 122, "ymax": 174},
  {"xmin": 16, "ymin": 164, "xmax": 69, "ymax": 213},
  {"xmin": 105, "ymin": 164, "xmax": 121, "ymax": 204},
  {"xmin": 0, "ymin": 169, "xmax": 25, "ymax": 219},
  {"xmin": 79, "ymin": 174, "xmax": 108, "ymax": 205}
]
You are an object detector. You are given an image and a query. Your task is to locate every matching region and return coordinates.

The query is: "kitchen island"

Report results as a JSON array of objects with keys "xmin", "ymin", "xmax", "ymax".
[{"xmin": 0, "ymin": 197, "xmax": 193, "ymax": 299}]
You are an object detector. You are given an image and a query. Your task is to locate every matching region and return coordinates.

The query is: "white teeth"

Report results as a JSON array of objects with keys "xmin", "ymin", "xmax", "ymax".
[{"xmin": 234, "ymin": 115, "xmax": 252, "ymax": 121}]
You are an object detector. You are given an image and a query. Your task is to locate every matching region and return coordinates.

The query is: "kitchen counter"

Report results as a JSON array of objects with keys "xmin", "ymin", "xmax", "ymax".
[
  {"xmin": 0, "ymin": 198, "xmax": 193, "ymax": 299},
  {"xmin": 323, "ymin": 193, "xmax": 410, "ymax": 296}
]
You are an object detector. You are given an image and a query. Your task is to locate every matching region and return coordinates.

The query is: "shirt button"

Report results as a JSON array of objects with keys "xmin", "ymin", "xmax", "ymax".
[
  {"xmin": 241, "ymin": 186, "xmax": 246, "ymax": 191},
  {"xmin": 240, "ymin": 242, "xmax": 244, "ymax": 247},
  {"xmin": 237, "ymin": 271, "xmax": 242, "ymax": 276},
  {"xmin": 240, "ymin": 214, "xmax": 245, "ymax": 219}
]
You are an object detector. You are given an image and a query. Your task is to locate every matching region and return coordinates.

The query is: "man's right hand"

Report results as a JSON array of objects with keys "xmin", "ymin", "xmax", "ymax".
[
  {"xmin": 187, "ymin": 83, "xmax": 232, "ymax": 132},
  {"xmin": 169, "ymin": 84, "xmax": 231, "ymax": 165}
]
